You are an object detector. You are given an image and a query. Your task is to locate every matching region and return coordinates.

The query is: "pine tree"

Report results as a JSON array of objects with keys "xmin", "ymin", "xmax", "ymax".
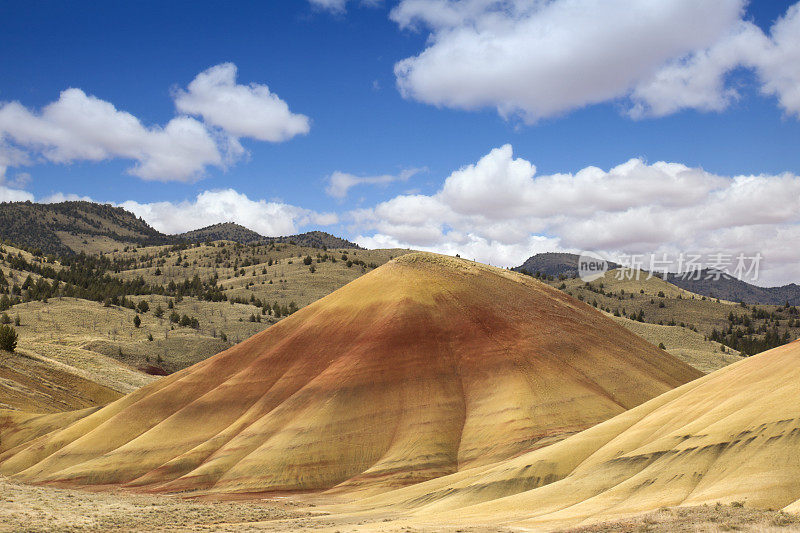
[{"xmin": 0, "ymin": 325, "xmax": 18, "ymax": 352}]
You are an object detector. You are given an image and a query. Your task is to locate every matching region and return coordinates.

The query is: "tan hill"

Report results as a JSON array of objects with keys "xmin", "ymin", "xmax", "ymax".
[
  {"xmin": 0, "ymin": 253, "xmax": 700, "ymax": 495},
  {"xmin": 349, "ymin": 339, "xmax": 800, "ymax": 531},
  {"xmin": 0, "ymin": 343, "xmax": 155, "ymax": 413}
]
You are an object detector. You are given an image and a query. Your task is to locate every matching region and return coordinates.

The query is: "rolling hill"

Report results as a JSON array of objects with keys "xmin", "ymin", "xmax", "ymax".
[
  {"xmin": 351, "ymin": 339, "xmax": 800, "ymax": 530},
  {"xmin": 0, "ymin": 253, "xmax": 700, "ymax": 495}
]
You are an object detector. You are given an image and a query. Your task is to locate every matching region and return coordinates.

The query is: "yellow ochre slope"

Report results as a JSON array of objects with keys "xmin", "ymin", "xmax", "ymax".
[
  {"xmin": 0, "ymin": 253, "xmax": 700, "ymax": 497},
  {"xmin": 353, "ymin": 339, "xmax": 800, "ymax": 530}
]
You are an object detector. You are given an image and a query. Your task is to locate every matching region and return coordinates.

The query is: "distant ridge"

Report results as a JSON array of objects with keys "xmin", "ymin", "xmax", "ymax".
[
  {"xmin": 514, "ymin": 252, "xmax": 620, "ymax": 278},
  {"xmin": 177, "ymin": 222, "xmax": 265, "ymax": 244},
  {"xmin": 0, "ymin": 200, "xmax": 170, "ymax": 256},
  {"xmin": 272, "ymin": 230, "xmax": 360, "ymax": 249},
  {"xmin": 516, "ymin": 252, "xmax": 800, "ymax": 305},
  {"xmin": 0, "ymin": 200, "xmax": 361, "ymax": 255},
  {"xmin": 665, "ymin": 269, "xmax": 800, "ymax": 306},
  {"xmin": 179, "ymin": 224, "xmax": 360, "ymax": 249}
]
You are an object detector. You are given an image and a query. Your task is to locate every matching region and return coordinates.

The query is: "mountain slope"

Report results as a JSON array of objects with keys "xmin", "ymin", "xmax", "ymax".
[
  {"xmin": 356, "ymin": 339, "xmax": 800, "ymax": 530},
  {"xmin": 0, "ymin": 253, "xmax": 699, "ymax": 495},
  {"xmin": 0, "ymin": 201, "xmax": 171, "ymax": 255}
]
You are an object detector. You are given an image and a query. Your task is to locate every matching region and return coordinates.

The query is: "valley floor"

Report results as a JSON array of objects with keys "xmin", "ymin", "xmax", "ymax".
[{"xmin": 2, "ymin": 477, "xmax": 800, "ymax": 533}]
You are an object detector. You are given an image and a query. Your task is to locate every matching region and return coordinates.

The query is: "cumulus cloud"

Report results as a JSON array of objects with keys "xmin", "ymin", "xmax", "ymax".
[
  {"xmin": 391, "ymin": 0, "xmax": 800, "ymax": 121},
  {"xmin": 351, "ymin": 145, "xmax": 800, "ymax": 285},
  {"xmin": 0, "ymin": 63, "xmax": 309, "ymax": 182},
  {"xmin": 0, "ymin": 89, "xmax": 221, "ymax": 182},
  {"xmin": 119, "ymin": 189, "xmax": 337, "ymax": 236},
  {"xmin": 174, "ymin": 63, "xmax": 310, "ymax": 143},
  {"xmin": 325, "ymin": 167, "xmax": 423, "ymax": 198}
]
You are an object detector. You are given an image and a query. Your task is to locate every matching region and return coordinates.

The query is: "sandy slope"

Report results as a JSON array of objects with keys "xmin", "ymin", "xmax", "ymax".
[
  {"xmin": 346, "ymin": 339, "xmax": 800, "ymax": 530},
  {"xmin": 0, "ymin": 253, "xmax": 699, "ymax": 497}
]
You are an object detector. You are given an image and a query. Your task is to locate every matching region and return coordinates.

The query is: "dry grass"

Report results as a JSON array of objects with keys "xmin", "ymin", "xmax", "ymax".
[
  {"xmin": 110, "ymin": 242, "xmax": 412, "ymax": 310},
  {"xmin": 612, "ymin": 315, "xmax": 744, "ymax": 373},
  {"xmin": 10, "ymin": 297, "xmax": 266, "ymax": 372},
  {"xmin": 0, "ymin": 475, "xmax": 311, "ymax": 532},
  {"xmin": 2, "ymin": 476, "xmax": 796, "ymax": 533},
  {"xmin": 561, "ymin": 504, "xmax": 800, "ymax": 532}
]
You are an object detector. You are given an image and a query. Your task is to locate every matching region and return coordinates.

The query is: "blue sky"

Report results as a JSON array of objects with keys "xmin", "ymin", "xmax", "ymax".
[{"xmin": 1, "ymin": 1, "xmax": 799, "ymax": 283}]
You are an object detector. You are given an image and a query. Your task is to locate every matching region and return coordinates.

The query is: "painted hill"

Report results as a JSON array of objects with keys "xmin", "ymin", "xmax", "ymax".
[
  {"xmin": 0, "ymin": 253, "xmax": 699, "ymax": 495},
  {"xmin": 357, "ymin": 339, "xmax": 800, "ymax": 530},
  {"xmin": 0, "ymin": 201, "xmax": 170, "ymax": 256}
]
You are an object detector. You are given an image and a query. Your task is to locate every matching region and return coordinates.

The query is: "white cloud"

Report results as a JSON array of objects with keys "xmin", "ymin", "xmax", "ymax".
[
  {"xmin": 325, "ymin": 167, "xmax": 423, "ymax": 198},
  {"xmin": 752, "ymin": 3, "xmax": 800, "ymax": 118},
  {"xmin": 351, "ymin": 145, "xmax": 800, "ymax": 285},
  {"xmin": 391, "ymin": 0, "xmax": 800, "ymax": 121},
  {"xmin": 0, "ymin": 63, "xmax": 310, "ymax": 182},
  {"xmin": 0, "ymin": 88, "xmax": 222, "ymax": 182},
  {"xmin": 119, "ymin": 189, "xmax": 337, "ymax": 236},
  {"xmin": 174, "ymin": 63, "xmax": 310, "ymax": 143}
]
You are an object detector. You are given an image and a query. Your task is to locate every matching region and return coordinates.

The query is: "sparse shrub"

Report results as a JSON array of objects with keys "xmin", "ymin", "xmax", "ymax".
[
  {"xmin": 658, "ymin": 342, "xmax": 666, "ymax": 350},
  {"xmin": 14, "ymin": 315, "xmax": 20, "ymax": 326},
  {"xmin": 137, "ymin": 300, "xmax": 150, "ymax": 313},
  {"xmin": 0, "ymin": 324, "xmax": 18, "ymax": 352}
]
